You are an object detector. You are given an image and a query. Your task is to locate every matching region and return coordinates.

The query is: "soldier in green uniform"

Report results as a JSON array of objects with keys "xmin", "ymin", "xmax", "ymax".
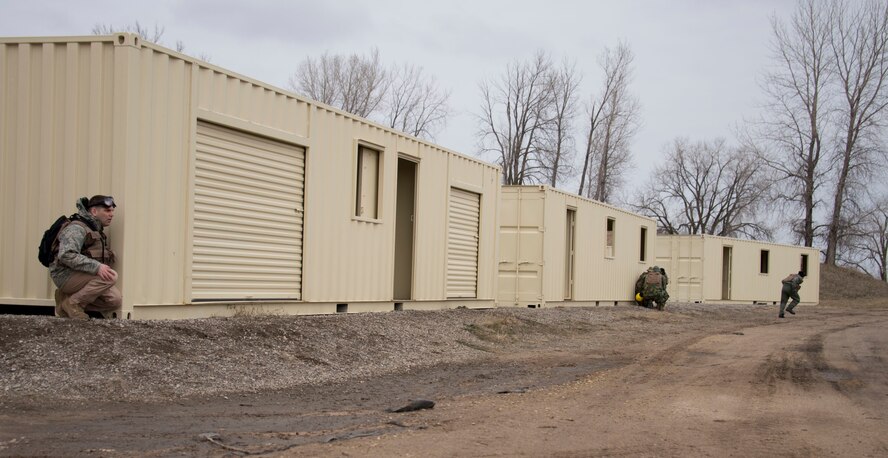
[
  {"xmin": 635, "ymin": 266, "xmax": 669, "ymax": 310},
  {"xmin": 778, "ymin": 270, "xmax": 806, "ymax": 318}
]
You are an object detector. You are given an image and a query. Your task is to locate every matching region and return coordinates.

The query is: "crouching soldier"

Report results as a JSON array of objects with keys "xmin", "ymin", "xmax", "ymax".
[
  {"xmin": 50, "ymin": 195, "xmax": 121, "ymax": 319},
  {"xmin": 635, "ymin": 266, "xmax": 669, "ymax": 310}
]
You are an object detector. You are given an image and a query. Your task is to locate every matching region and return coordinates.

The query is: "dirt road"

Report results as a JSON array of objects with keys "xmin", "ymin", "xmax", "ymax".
[
  {"xmin": 2, "ymin": 305, "xmax": 887, "ymax": 456},
  {"xmin": 294, "ymin": 307, "xmax": 888, "ymax": 457}
]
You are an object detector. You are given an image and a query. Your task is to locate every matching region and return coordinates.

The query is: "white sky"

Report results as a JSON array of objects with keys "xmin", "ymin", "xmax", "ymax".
[{"xmin": 1, "ymin": 0, "xmax": 798, "ymax": 195}]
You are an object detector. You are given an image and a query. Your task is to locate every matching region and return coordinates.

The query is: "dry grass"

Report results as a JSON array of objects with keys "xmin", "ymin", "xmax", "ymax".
[
  {"xmin": 817, "ymin": 298, "xmax": 888, "ymax": 309},
  {"xmin": 819, "ymin": 263, "xmax": 888, "ymax": 301},
  {"xmin": 464, "ymin": 315, "xmax": 564, "ymax": 343}
]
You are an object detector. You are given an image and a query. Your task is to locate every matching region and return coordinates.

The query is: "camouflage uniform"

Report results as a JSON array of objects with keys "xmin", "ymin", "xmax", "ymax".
[
  {"xmin": 50, "ymin": 197, "xmax": 121, "ymax": 319},
  {"xmin": 636, "ymin": 266, "xmax": 669, "ymax": 310},
  {"xmin": 778, "ymin": 272, "xmax": 804, "ymax": 318},
  {"xmin": 635, "ymin": 273, "xmax": 646, "ymax": 303}
]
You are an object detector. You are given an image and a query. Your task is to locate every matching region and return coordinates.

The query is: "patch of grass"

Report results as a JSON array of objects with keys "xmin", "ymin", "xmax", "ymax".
[
  {"xmin": 230, "ymin": 308, "xmax": 270, "ymax": 318},
  {"xmin": 464, "ymin": 317, "xmax": 525, "ymax": 342},
  {"xmin": 464, "ymin": 316, "xmax": 567, "ymax": 343},
  {"xmin": 455, "ymin": 339, "xmax": 494, "ymax": 353}
]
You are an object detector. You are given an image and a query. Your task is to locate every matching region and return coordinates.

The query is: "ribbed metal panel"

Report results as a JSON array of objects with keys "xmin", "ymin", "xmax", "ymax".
[
  {"xmin": 447, "ymin": 188, "xmax": 480, "ymax": 298},
  {"xmin": 192, "ymin": 121, "xmax": 304, "ymax": 300},
  {"xmin": 497, "ymin": 187, "xmax": 545, "ymax": 305},
  {"xmin": 300, "ymin": 108, "xmax": 393, "ymax": 302},
  {"xmin": 125, "ymin": 45, "xmax": 193, "ymax": 307},
  {"xmin": 409, "ymin": 148, "xmax": 448, "ymax": 301},
  {"xmin": 498, "ymin": 186, "xmax": 657, "ymax": 305},
  {"xmin": 656, "ymin": 235, "xmax": 704, "ymax": 302},
  {"xmin": 0, "ymin": 40, "xmax": 117, "ymax": 304},
  {"xmin": 196, "ymin": 66, "xmax": 311, "ymax": 138},
  {"xmin": 657, "ymin": 235, "xmax": 820, "ymax": 304}
]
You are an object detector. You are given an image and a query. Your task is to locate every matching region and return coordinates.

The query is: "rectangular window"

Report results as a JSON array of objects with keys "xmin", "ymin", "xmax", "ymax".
[
  {"xmin": 800, "ymin": 254, "xmax": 809, "ymax": 276},
  {"xmin": 606, "ymin": 218, "xmax": 615, "ymax": 257},
  {"xmin": 639, "ymin": 227, "xmax": 648, "ymax": 262},
  {"xmin": 355, "ymin": 145, "xmax": 380, "ymax": 219},
  {"xmin": 760, "ymin": 250, "xmax": 769, "ymax": 274}
]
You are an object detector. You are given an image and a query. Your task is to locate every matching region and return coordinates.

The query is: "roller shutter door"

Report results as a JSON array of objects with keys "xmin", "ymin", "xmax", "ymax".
[
  {"xmin": 447, "ymin": 188, "xmax": 480, "ymax": 298},
  {"xmin": 192, "ymin": 121, "xmax": 304, "ymax": 300}
]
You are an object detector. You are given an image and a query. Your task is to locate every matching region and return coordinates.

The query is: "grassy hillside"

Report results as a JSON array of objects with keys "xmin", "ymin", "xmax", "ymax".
[{"xmin": 819, "ymin": 263, "xmax": 888, "ymax": 307}]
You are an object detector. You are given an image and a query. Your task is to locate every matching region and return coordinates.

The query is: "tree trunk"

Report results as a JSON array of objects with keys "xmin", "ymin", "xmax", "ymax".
[
  {"xmin": 577, "ymin": 115, "xmax": 594, "ymax": 196},
  {"xmin": 825, "ymin": 133, "xmax": 854, "ymax": 265}
]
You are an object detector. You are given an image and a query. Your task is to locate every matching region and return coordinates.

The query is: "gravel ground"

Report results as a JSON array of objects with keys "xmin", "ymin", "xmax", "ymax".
[{"xmin": 0, "ymin": 303, "xmax": 737, "ymax": 406}]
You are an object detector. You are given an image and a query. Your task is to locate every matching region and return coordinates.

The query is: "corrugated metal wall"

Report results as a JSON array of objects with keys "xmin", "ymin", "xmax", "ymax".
[
  {"xmin": 497, "ymin": 186, "xmax": 656, "ymax": 306},
  {"xmin": 497, "ymin": 187, "xmax": 545, "ymax": 305},
  {"xmin": 657, "ymin": 235, "xmax": 821, "ymax": 304},
  {"xmin": 300, "ymin": 108, "xmax": 499, "ymax": 304},
  {"xmin": 551, "ymin": 188, "xmax": 656, "ymax": 303},
  {"xmin": 1, "ymin": 35, "xmax": 501, "ymax": 315},
  {"xmin": 1, "ymin": 38, "xmax": 119, "ymax": 305},
  {"xmin": 655, "ymin": 236, "xmax": 704, "ymax": 302}
]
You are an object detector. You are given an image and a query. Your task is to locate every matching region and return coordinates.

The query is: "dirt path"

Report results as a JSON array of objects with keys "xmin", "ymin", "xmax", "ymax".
[
  {"xmin": 294, "ymin": 308, "xmax": 888, "ymax": 457},
  {"xmin": 2, "ymin": 306, "xmax": 887, "ymax": 457}
]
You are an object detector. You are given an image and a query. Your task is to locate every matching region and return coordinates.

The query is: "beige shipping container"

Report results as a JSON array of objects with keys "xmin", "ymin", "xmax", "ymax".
[
  {"xmin": 0, "ymin": 34, "xmax": 500, "ymax": 319},
  {"xmin": 498, "ymin": 186, "xmax": 657, "ymax": 307},
  {"xmin": 656, "ymin": 235, "xmax": 820, "ymax": 305}
]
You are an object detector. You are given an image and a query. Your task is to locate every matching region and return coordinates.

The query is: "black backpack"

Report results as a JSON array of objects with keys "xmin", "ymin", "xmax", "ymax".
[{"xmin": 37, "ymin": 214, "xmax": 81, "ymax": 267}]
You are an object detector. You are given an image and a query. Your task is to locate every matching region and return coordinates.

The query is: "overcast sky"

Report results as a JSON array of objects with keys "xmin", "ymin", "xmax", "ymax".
[{"xmin": 2, "ymin": 0, "xmax": 798, "ymax": 194}]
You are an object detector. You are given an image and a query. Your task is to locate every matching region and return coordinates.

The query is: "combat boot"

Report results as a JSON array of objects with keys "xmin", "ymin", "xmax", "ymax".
[
  {"xmin": 61, "ymin": 297, "xmax": 89, "ymax": 320},
  {"xmin": 54, "ymin": 290, "xmax": 69, "ymax": 318}
]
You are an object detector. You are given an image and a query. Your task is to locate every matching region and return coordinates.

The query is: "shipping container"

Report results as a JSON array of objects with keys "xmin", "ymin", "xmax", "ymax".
[
  {"xmin": 0, "ymin": 34, "xmax": 501, "ymax": 319},
  {"xmin": 656, "ymin": 235, "xmax": 820, "ymax": 304},
  {"xmin": 497, "ymin": 186, "xmax": 657, "ymax": 307}
]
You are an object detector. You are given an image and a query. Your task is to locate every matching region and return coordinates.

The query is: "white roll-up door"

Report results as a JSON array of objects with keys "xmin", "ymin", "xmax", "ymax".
[
  {"xmin": 447, "ymin": 188, "xmax": 481, "ymax": 298},
  {"xmin": 192, "ymin": 121, "xmax": 305, "ymax": 300}
]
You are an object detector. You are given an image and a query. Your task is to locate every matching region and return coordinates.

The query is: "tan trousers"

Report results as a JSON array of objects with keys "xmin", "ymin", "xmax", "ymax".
[{"xmin": 56, "ymin": 271, "xmax": 122, "ymax": 318}]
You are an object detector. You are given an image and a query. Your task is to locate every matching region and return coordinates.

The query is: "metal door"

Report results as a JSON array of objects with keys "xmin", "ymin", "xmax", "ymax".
[
  {"xmin": 721, "ymin": 246, "xmax": 732, "ymax": 300},
  {"xmin": 447, "ymin": 188, "xmax": 480, "ymax": 298},
  {"xmin": 191, "ymin": 121, "xmax": 305, "ymax": 300},
  {"xmin": 564, "ymin": 209, "xmax": 576, "ymax": 300}
]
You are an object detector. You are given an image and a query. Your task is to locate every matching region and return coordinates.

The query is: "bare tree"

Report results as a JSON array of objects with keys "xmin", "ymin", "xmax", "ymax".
[
  {"xmin": 824, "ymin": 0, "xmax": 888, "ymax": 265},
  {"xmin": 577, "ymin": 43, "xmax": 640, "ymax": 203},
  {"xmin": 539, "ymin": 60, "xmax": 581, "ymax": 187},
  {"xmin": 289, "ymin": 51, "xmax": 341, "ymax": 106},
  {"xmin": 290, "ymin": 50, "xmax": 450, "ymax": 140},
  {"xmin": 752, "ymin": 0, "xmax": 834, "ymax": 247},
  {"xmin": 630, "ymin": 138, "xmax": 772, "ymax": 238},
  {"xmin": 290, "ymin": 48, "xmax": 388, "ymax": 119},
  {"xmin": 92, "ymin": 22, "xmax": 184, "ymax": 52},
  {"xmin": 477, "ymin": 51, "xmax": 555, "ymax": 185},
  {"xmin": 91, "ymin": 22, "xmax": 211, "ymax": 59},
  {"xmin": 92, "ymin": 21, "xmax": 166, "ymax": 44},
  {"xmin": 839, "ymin": 196, "xmax": 888, "ymax": 280},
  {"xmin": 299, "ymin": 49, "xmax": 387, "ymax": 118},
  {"xmin": 339, "ymin": 49, "xmax": 388, "ymax": 118},
  {"xmin": 862, "ymin": 200, "xmax": 888, "ymax": 281},
  {"xmin": 385, "ymin": 64, "xmax": 451, "ymax": 140}
]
